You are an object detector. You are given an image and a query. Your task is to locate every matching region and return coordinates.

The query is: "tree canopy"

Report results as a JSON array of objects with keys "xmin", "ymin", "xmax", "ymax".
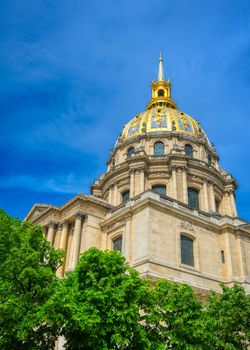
[
  {"xmin": 48, "ymin": 247, "xmax": 151, "ymax": 350},
  {"xmin": 0, "ymin": 209, "xmax": 249, "ymax": 350},
  {"xmin": 0, "ymin": 209, "xmax": 63, "ymax": 349}
]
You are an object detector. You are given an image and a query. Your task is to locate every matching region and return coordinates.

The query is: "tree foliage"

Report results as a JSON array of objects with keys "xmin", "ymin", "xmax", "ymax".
[
  {"xmin": 0, "ymin": 209, "xmax": 249, "ymax": 350},
  {"xmin": 0, "ymin": 209, "xmax": 63, "ymax": 349},
  {"xmin": 204, "ymin": 284, "xmax": 250, "ymax": 350},
  {"xmin": 50, "ymin": 248, "xmax": 151, "ymax": 350},
  {"xmin": 144, "ymin": 280, "xmax": 206, "ymax": 349}
]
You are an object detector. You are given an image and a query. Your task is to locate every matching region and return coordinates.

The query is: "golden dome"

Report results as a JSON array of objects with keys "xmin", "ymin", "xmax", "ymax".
[
  {"xmin": 121, "ymin": 53, "xmax": 209, "ymax": 144},
  {"xmin": 122, "ymin": 106, "xmax": 209, "ymax": 143}
]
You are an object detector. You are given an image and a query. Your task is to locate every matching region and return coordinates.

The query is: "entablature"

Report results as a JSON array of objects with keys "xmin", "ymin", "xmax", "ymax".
[{"xmin": 102, "ymin": 190, "xmax": 247, "ymax": 232}]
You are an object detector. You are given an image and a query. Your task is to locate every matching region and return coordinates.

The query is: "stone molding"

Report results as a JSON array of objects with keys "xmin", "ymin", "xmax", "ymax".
[{"xmin": 48, "ymin": 221, "xmax": 57, "ymax": 229}]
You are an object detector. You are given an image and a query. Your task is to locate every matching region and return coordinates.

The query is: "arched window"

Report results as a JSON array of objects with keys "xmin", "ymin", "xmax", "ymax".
[
  {"xmin": 188, "ymin": 188, "xmax": 199, "ymax": 210},
  {"xmin": 181, "ymin": 235, "xmax": 194, "ymax": 266},
  {"xmin": 127, "ymin": 147, "xmax": 135, "ymax": 158},
  {"xmin": 154, "ymin": 142, "xmax": 164, "ymax": 156},
  {"xmin": 152, "ymin": 185, "xmax": 166, "ymax": 196},
  {"xmin": 113, "ymin": 236, "xmax": 122, "ymax": 253},
  {"xmin": 184, "ymin": 144, "xmax": 193, "ymax": 157},
  {"xmin": 158, "ymin": 89, "xmax": 164, "ymax": 97},
  {"xmin": 122, "ymin": 190, "xmax": 130, "ymax": 203}
]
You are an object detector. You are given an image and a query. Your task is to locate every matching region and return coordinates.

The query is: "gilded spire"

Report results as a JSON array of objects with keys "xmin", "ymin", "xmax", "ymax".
[
  {"xmin": 146, "ymin": 52, "xmax": 177, "ymax": 110},
  {"xmin": 158, "ymin": 51, "xmax": 164, "ymax": 81}
]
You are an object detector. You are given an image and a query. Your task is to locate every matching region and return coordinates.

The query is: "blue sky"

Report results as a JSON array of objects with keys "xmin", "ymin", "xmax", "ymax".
[{"xmin": 1, "ymin": 0, "xmax": 250, "ymax": 220}]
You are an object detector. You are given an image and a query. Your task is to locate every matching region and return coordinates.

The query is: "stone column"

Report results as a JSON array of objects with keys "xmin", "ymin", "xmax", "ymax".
[
  {"xmin": 54, "ymin": 223, "xmax": 62, "ymax": 249},
  {"xmin": 57, "ymin": 221, "xmax": 69, "ymax": 277},
  {"xmin": 130, "ymin": 170, "xmax": 135, "ymax": 198},
  {"xmin": 182, "ymin": 168, "xmax": 188, "ymax": 204},
  {"xmin": 79, "ymin": 215, "xmax": 88, "ymax": 254},
  {"xmin": 47, "ymin": 221, "xmax": 57, "ymax": 245},
  {"xmin": 230, "ymin": 191, "xmax": 237, "ymax": 217},
  {"xmin": 139, "ymin": 168, "xmax": 145, "ymax": 193},
  {"xmin": 113, "ymin": 183, "xmax": 118, "ymax": 206},
  {"xmin": 69, "ymin": 212, "xmax": 84, "ymax": 270},
  {"xmin": 203, "ymin": 181, "xmax": 209, "ymax": 212},
  {"xmin": 172, "ymin": 167, "xmax": 177, "ymax": 199},
  {"xmin": 209, "ymin": 183, "xmax": 216, "ymax": 211}
]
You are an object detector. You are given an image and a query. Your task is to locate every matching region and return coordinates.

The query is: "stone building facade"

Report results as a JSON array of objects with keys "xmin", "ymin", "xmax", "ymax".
[{"xmin": 26, "ymin": 54, "xmax": 250, "ymax": 296}]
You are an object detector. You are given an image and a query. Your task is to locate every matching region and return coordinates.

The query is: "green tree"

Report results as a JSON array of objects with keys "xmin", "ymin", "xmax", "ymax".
[
  {"xmin": 1, "ymin": 209, "xmax": 249, "ymax": 350},
  {"xmin": 50, "ymin": 248, "xmax": 151, "ymax": 350},
  {"xmin": 0, "ymin": 209, "xmax": 63, "ymax": 350},
  {"xmin": 204, "ymin": 284, "xmax": 250, "ymax": 350},
  {"xmin": 144, "ymin": 279, "xmax": 206, "ymax": 350}
]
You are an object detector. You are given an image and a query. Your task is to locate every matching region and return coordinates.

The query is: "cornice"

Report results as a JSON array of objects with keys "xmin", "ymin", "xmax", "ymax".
[
  {"xmin": 27, "ymin": 194, "xmax": 113, "ymax": 224},
  {"xmin": 101, "ymin": 191, "xmax": 246, "ymax": 233}
]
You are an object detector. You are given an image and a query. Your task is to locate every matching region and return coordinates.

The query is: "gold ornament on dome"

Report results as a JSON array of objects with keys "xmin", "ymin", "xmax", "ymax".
[{"xmin": 121, "ymin": 52, "xmax": 209, "ymax": 144}]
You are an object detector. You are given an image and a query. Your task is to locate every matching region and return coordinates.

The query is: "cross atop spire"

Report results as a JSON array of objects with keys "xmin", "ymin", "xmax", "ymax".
[{"xmin": 158, "ymin": 50, "xmax": 164, "ymax": 81}]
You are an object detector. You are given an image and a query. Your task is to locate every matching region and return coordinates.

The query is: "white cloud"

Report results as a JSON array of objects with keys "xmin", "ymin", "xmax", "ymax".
[{"xmin": 0, "ymin": 174, "xmax": 89, "ymax": 194}]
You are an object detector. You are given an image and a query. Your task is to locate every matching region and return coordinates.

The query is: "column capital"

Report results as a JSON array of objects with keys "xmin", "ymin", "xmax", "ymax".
[
  {"xmin": 48, "ymin": 221, "xmax": 57, "ymax": 229},
  {"xmin": 57, "ymin": 223, "xmax": 63, "ymax": 230},
  {"xmin": 75, "ymin": 212, "xmax": 85, "ymax": 220},
  {"xmin": 58, "ymin": 220, "xmax": 69, "ymax": 229},
  {"xmin": 61, "ymin": 220, "xmax": 69, "ymax": 228}
]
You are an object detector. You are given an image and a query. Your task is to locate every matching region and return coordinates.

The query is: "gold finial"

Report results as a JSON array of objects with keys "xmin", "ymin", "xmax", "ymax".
[
  {"xmin": 146, "ymin": 52, "xmax": 177, "ymax": 110},
  {"xmin": 158, "ymin": 50, "xmax": 164, "ymax": 81}
]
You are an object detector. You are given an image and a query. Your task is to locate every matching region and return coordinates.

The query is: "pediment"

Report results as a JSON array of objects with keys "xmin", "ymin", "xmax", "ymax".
[{"xmin": 25, "ymin": 204, "xmax": 52, "ymax": 222}]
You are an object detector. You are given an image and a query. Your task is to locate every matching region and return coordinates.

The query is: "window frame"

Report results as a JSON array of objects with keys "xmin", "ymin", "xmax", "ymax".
[
  {"xmin": 113, "ymin": 235, "xmax": 123, "ymax": 253},
  {"xmin": 152, "ymin": 184, "xmax": 167, "ymax": 196},
  {"xmin": 121, "ymin": 190, "xmax": 130, "ymax": 203},
  {"xmin": 180, "ymin": 234, "xmax": 195, "ymax": 267},
  {"xmin": 127, "ymin": 146, "xmax": 135, "ymax": 158},
  {"xmin": 184, "ymin": 144, "xmax": 193, "ymax": 157},
  {"xmin": 153, "ymin": 141, "xmax": 165, "ymax": 156},
  {"xmin": 188, "ymin": 187, "xmax": 200, "ymax": 210}
]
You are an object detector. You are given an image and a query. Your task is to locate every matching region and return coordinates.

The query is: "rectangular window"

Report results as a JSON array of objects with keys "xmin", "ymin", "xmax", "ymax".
[
  {"xmin": 181, "ymin": 235, "xmax": 194, "ymax": 267},
  {"xmin": 188, "ymin": 188, "xmax": 199, "ymax": 210}
]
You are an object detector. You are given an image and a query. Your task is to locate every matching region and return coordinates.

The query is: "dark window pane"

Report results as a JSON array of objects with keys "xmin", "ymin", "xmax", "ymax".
[
  {"xmin": 152, "ymin": 185, "xmax": 166, "ymax": 196},
  {"xmin": 181, "ymin": 235, "xmax": 194, "ymax": 266},
  {"xmin": 113, "ymin": 236, "xmax": 122, "ymax": 252},
  {"xmin": 122, "ymin": 191, "xmax": 130, "ymax": 203},
  {"xmin": 188, "ymin": 188, "xmax": 199, "ymax": 210},
  {"xmin": 154, "ymin": 142, "xmax": 164, "ymax": 156},
  {"xmin": 127, "ymin": 147, "xmax": 135, "ymax": 157},
  {"xmin": 158, "ymin": 89, "xmax": 164, "ymax": 97},
  {"xmin": 185, "ymin": 144, "xmax": 193, "ymax": 157}
]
